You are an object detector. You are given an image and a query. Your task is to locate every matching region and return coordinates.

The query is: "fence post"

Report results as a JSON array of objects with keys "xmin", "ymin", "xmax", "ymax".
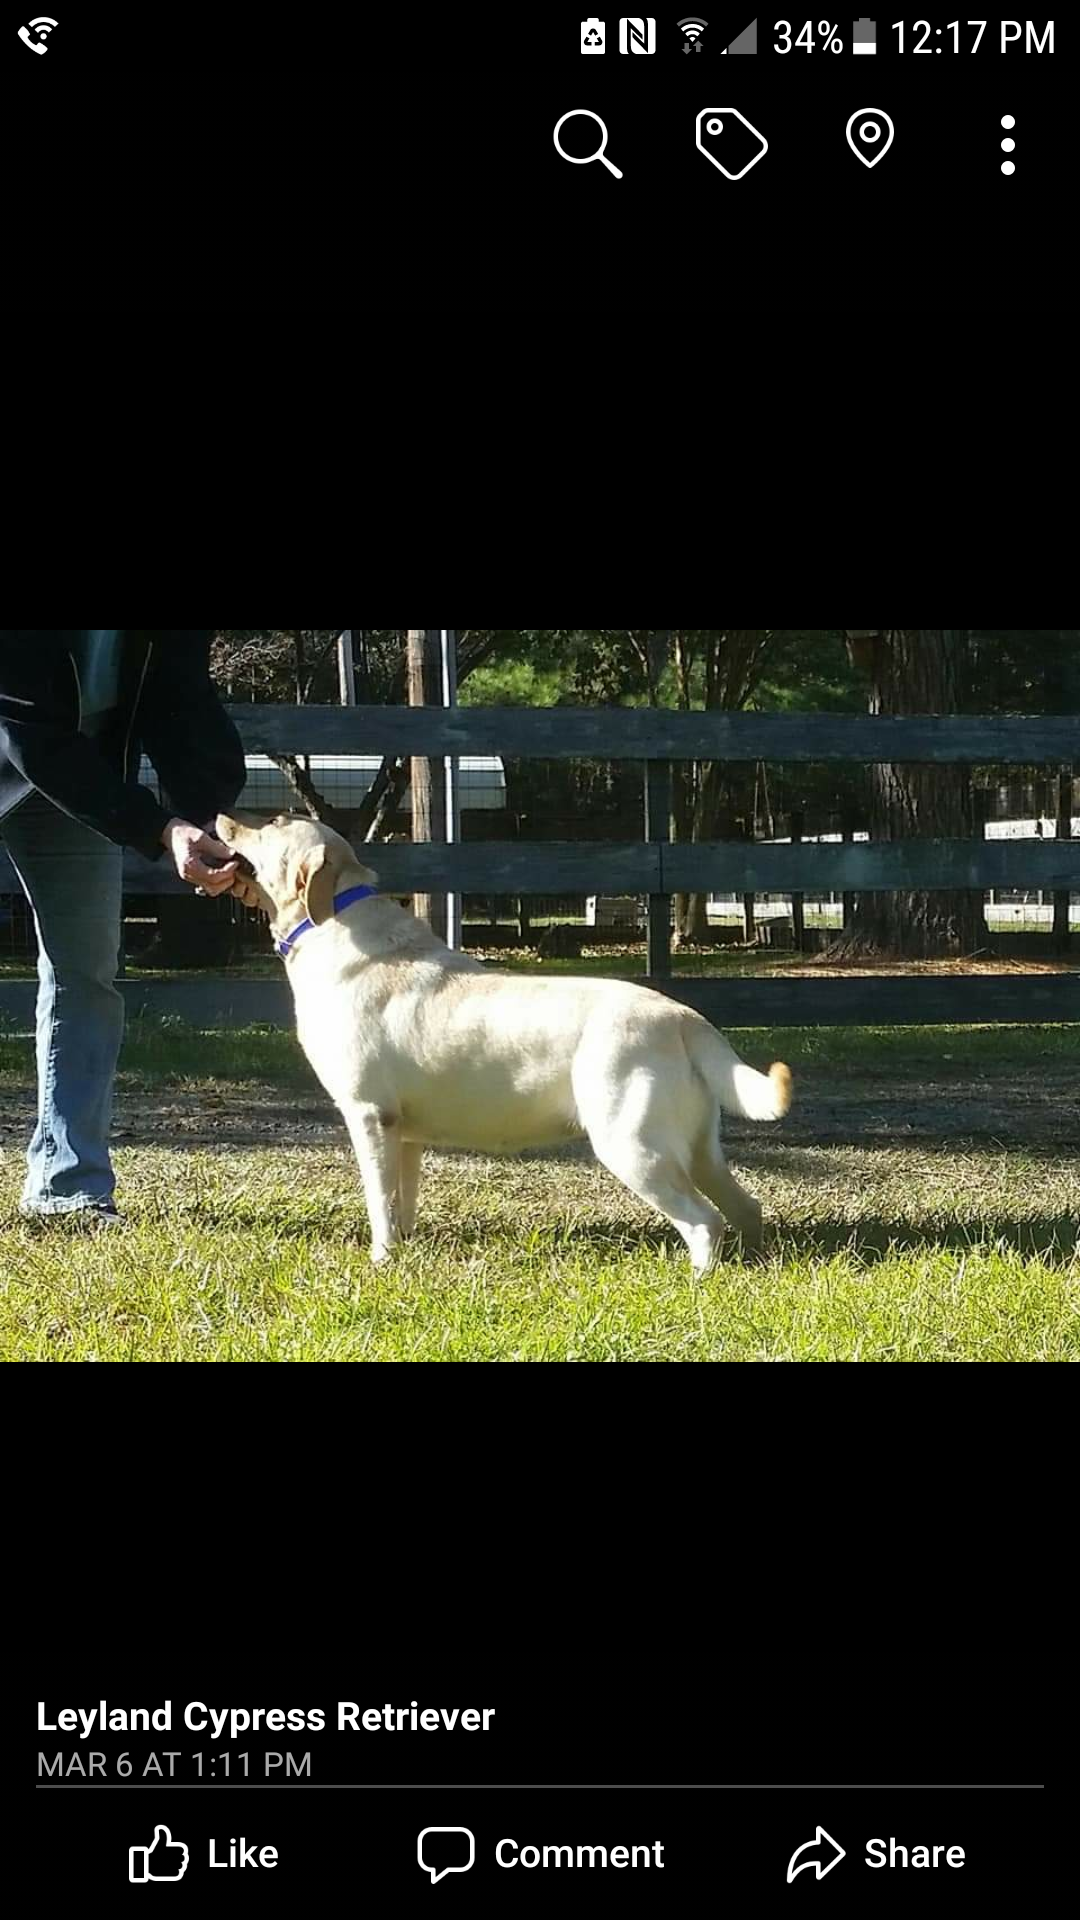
[
  {"xmin": 841, "ymin": 807, "xmax": 857, "ymax": 934},
  {"xmin": 790, "ymin": 808, "xmax": 805, "ymax": 952},
  {"xmin": 1053, "ymin": 764, "xmax": 1073, "ymax": 952},
  {"xmin": 740, "ymin": 816, "xmax": 756, "ymax": 945},
  {"xmin": 407, "ymin": 629, "xmax": 448, "ymax": 940},
  {"xmin": 437, "ymin": 628, "xmax": 462, "ymax": 951},
  {"xmin": 645, "ymin": 759, "xmax": 671, "ymax": 978},
  {"xmin": 972, "ymin": 783, "xmax": 991, "ymax": 933}
]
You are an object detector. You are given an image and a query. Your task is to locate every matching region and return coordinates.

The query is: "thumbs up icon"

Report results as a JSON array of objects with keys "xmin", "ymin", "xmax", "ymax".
[{"xmin": 129, "ymin": 1825, "xmax": 190, "ymax": 1883}]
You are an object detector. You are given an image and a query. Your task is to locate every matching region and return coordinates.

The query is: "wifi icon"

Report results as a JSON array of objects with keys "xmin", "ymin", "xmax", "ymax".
[
  {"xmin": 678, "ymin": 16, "xmax": 707, "ymax": 51},
  {"xmin": 18, "ymin": 15, "xmax": 58, "ymax": 54}
]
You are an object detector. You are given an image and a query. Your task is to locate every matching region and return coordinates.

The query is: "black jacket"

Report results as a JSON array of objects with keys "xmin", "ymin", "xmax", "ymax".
[{"xmin": 0, "ymin": 632, "xmax": 247, "ymax": 860}]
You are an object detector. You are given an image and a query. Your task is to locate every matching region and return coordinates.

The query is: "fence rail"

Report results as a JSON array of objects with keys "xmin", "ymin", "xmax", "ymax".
[
  {"xmin": 1, "ymin": 973, "xmax": 1077, "ymax": 1033},
  {"xmin": 1, "ymin": 705, "xmax": 1076, "ymax": 1029},
  {"xmin": 230, "ymin": 705, "xmax": 1080, "ymax": 763},
  {"xmin": 4, "ymin": 834, "xmax": 1077, "ymax": 902}
]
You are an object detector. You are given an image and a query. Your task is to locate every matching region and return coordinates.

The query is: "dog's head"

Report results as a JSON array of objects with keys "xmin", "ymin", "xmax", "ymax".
[{"xmin": 216, "ymin": 813, "xmax": 377, "ymax": 928}]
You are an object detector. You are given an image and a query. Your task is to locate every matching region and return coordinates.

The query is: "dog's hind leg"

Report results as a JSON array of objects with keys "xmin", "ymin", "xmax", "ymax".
[
  {"xmin": 398, "ymin": 1142, "xmax": 423, "ymax": 1238},
  {"xmin": 575, "ymin": 1060, "xmax": 725, "ymax": 1275},
  {"xmin": 691, "ymin": 1133, "xmax": 763, "ymax": 1252},
  {"xmin": 342, "ymin": 1102, "xmax": 403, "ymax": 1264},
  {"xmin": 593, "ymin": 1135, "xmax": 726, "ymax": 1275}
]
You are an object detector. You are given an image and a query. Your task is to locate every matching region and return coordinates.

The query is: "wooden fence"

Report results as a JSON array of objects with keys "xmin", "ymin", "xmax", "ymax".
[{"xmin": 1, "ymin": 705, "xmax": 1077, "ymax": 1029}]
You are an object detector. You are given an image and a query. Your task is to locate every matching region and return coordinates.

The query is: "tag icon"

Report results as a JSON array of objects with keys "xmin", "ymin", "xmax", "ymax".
[
  {"xmin": 695, "ymin": 108, "xmax": 768, "ymax": 179},
  {"xmin": 846, "ymin": 108, "xmax": 894, "ymax": 167}
]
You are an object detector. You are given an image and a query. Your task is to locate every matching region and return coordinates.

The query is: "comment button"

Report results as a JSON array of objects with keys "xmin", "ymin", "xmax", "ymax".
[{"xmin": 417, "ymin": 1827, "xmax": 476, "ymax": 1885}]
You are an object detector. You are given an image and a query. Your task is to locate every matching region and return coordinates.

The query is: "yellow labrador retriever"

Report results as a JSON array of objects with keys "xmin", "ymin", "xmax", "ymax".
[{"xmin": 217, "ymin": 814, "xmax": 792, "ymax": 1273}]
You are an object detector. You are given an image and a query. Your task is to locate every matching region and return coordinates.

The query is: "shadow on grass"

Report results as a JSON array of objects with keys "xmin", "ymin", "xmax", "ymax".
[
  {"xmin": 170, "ymin": 1202, "xmax": 1067, "ymax": 1265},
  {"xmin": 738, "ymin": 1139, "xmax": 1076, "ymax": 1170},
  {"xmin": 420, "ymin": 1218, "xmax": 684, "ymax": 1261},
  {"xmin": 157, "ymin": 1204, "xmax": 680, "ymax": 1260},
  {"xmin": 7, "ymin": 1197, "xmax": 1071, "ymax": 1268},
  {"xmin": 776, "ymin": 1215, "xmax": 1079, "ymax": 1263}
]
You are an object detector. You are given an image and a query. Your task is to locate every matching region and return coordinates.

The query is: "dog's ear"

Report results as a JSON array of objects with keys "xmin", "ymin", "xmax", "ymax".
[{"xmin": 294, "ymin": 844, "xmax": 338, "ymax": 926}]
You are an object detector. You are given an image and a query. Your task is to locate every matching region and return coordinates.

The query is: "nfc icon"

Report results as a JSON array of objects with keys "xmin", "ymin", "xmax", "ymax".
[{"xmin": 619, "ymin": 17, "xmax": 656, "ymax": 53}]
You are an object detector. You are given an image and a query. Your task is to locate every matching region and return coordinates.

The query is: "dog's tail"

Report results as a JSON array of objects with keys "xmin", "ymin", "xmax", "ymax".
[{"xmin": 685, "ymin": 1020, "xmax": 794, "ymax": 1122}]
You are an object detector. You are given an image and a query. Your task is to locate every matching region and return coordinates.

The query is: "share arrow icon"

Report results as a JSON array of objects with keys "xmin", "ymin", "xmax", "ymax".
[{"xmin": 786, "ymin": 1826, "xmax": 847, "ymax": 1883}]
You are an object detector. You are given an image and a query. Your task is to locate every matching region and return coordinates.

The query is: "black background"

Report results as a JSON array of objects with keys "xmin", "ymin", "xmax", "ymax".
[
  {"xmin": 30, "ymin": 1658, "xmax": 1046, "ymax": 1913},
  {"xmin": 3, "ymin": 10, "xmax": 1072, "ymax": 309},
  {"xmin": 24, "ymin": 1464, "xmax": 1051, "ymax": 1914}
]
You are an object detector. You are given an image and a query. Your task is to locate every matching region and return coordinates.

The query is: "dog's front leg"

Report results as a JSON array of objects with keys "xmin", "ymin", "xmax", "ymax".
[{"xmin": 343, "ymin": 1103, "xmax": 403, "ymax": 1264}]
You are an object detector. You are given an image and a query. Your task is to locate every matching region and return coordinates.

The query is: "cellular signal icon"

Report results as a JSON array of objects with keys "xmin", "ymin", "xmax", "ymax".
[{"xmin": 678, "ymin": 16, "xmax": 707, "ymax": 52}]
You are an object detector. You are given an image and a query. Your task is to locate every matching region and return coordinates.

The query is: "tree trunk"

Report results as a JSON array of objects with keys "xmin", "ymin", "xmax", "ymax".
[
  {"xmin": 407, "ymin": 629, "xmax": 447, "ymax": 940},
  {"xmin": 671, "ymin": 631, "xmax": 696, "ymax": 940},
  {"xmin": 672, "ymin": 762, "xmax": 702, "ymax": 941},
  {"xmin": 675, "ymin": 758, "xmax": 727, "ymax": 943},
  {"xmin": 832, "ymin": 630, "xmax": 984, "ymax": 957}
]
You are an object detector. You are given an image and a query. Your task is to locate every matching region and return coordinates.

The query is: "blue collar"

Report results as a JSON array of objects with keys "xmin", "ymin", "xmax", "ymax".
[{"xmin": 275, "ymin": 885, "xmax": 378, "ymax": 960}]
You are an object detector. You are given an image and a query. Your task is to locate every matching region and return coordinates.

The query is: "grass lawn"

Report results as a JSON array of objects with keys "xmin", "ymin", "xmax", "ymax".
[{"xmin": 0, "ymin": 1020, "xmax": 1077, "ymax": 1362}]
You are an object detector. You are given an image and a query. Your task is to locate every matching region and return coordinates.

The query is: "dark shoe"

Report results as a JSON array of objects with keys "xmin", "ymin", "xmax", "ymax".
[
  {"xmin": 21, "ymin": 1201, "xmax": 125, "ymax": 1230},
  {"xmin": 81, "ymin": 1202, "xmax": 125, "ymax": 1230}
]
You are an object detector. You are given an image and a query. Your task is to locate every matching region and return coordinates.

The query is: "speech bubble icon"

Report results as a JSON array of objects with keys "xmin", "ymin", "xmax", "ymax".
[{"xmin": 417, "ymin": 1826, "xmax": 476, "ymax": 1885}]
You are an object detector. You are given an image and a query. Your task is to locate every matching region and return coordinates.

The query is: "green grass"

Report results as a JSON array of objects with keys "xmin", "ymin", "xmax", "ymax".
[
  {"xmin": 1, "ymin": 1022, "xmax": 1077, "ymax": 1362},
  {"xmin": 2, "ymin": 1014, "xmax": 1078, "ymax": 1086}
]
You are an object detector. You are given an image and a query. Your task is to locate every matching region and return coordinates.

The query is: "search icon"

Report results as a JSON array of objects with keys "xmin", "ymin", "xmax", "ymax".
[{"xmin": 553, "ymin": 109, "xmax": 623, "ymax": 178}]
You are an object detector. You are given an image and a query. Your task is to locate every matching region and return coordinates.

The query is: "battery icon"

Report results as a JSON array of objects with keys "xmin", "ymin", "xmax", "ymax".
[{"xmin": 852, "ymin": 17, "xmax": 876, "ymax": 51}]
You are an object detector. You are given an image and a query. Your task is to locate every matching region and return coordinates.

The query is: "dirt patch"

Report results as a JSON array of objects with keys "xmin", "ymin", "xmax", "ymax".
[
  {"xmin": 0, "ymin": 1082, "xmax": 343, "ymax": 1153},
  {"xmin": 727, "ymin": 1065, "xmax": 1079, "ymax": 1153},
  {"xmin": 1, "ymin": 1064, "xmax": 1077, "ymax": 1157},
  {"xmin": 784, "ymin": 957, "xmax": 1080, "ymax": 977}
]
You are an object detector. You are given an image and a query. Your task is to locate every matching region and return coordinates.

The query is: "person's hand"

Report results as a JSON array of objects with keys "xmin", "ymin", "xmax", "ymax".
[
  {"xmin": 161, "ymin": 817, "xmax": 240, "ymax": 895},
  {"xmin": 229, "ymin": 871, "xmax": 263, "ymax": 910},
  {"xmin": 198, "ymin": 819, "xmax": 262, "ymax": 908}
]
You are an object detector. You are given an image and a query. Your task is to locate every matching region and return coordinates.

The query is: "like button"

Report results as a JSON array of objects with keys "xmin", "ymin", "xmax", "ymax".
[{"xmin": 129, "ymin": 1825, "xmax": 190, "ymax": 1883}]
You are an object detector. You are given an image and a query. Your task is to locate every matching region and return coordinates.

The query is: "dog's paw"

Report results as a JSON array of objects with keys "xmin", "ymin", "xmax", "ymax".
[
  {"xmin": 370, "ymin": 1241, "xmax": 402, "ymax": 1266},
  {"xmin": 736, "ymin": 1234, "xmax": 768, "ymax": 1266}
]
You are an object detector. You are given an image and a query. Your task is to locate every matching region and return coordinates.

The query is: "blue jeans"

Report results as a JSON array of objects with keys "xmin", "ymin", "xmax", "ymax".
[{"xmin": 2, "ymin": 791, "xmax": 124, "ymax": 1214}]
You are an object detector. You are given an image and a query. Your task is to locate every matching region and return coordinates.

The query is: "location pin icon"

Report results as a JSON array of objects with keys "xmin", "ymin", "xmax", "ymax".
[{"xmin": 846, "ymin": 109, "xmax": 894, "ymax": 167}]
